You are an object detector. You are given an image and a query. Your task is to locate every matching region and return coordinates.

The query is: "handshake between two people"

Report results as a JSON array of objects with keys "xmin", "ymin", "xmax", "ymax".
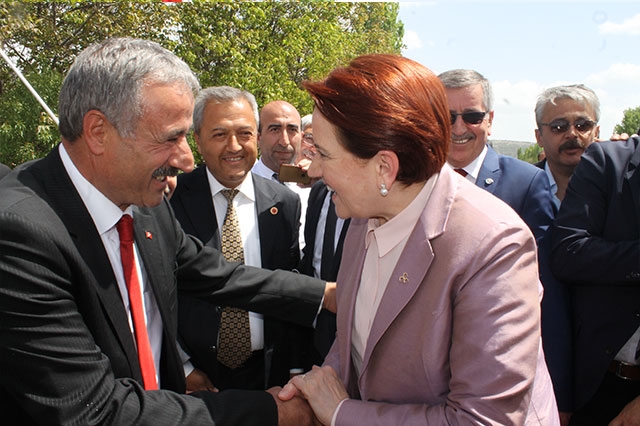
[{"xmin": 268, "ymin": 365, "xmax": 349, "ymax": 426}]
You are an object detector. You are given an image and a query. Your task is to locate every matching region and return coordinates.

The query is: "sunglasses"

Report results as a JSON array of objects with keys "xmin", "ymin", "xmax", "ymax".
[
  {"xmin": 450, "ymin": 111, "xmax": 488, "ymax": 125},
  {"xmin": 539, "ymin": 118, "xmax": 597, "ymax": 134}
]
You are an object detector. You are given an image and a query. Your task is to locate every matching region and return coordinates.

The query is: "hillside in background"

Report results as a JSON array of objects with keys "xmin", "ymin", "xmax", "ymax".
[{"xmin": 489, "ymin": 139, "xmax": 535, "ymax": 159}]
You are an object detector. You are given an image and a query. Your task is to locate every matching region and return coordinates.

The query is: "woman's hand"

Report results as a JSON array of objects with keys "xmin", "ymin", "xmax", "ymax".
[{"xmin": 279, "ymin": 365, "xmax": 349, "ymax": 426}]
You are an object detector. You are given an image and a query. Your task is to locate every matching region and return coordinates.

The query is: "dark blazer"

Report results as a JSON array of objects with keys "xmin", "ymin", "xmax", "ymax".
[
  {"xmin": 532, "ymin": 157, "xmax": 573, "ymax": 411},
  {"xmin": 477, "ymin": 146, "xmax": 554, "ymax": 244},
  {"xmin": 0, "ymin": 162, "xmax": 11, "ymax": 179},
  {"xmin": 551, "ymin": 137, "xmax": 640, "ymax": 410},
  {"xmin": 0, "ymin": 147, "xmax": 325, "ymax": 426},
  {"xmin": 298, "ymin": 181, "xmax": 350, "ymax": 364},
  {"xmin": 170, "ymin": 166, "xmax": 303, "ymax": 388}
]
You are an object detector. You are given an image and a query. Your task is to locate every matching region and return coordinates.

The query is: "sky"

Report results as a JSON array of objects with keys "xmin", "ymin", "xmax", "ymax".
[{"xmin": 398, "ymin": 1, "xmax": 640, "ymax": 143}]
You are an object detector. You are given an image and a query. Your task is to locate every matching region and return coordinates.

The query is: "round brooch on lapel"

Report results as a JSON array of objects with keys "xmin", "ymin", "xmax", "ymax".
[{"xmin": 270, "ymin": 207, "xmax": 278, "ymax": 215}]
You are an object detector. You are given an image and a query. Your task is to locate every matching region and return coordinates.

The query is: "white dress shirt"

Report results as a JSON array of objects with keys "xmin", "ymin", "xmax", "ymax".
[
  {"xmin": 206, "ymin": 168, "xmax": 264, "ymax": 350},
  {"xmin": 59, "ymin": 144, "xmax": 163, "ymax": 385}
]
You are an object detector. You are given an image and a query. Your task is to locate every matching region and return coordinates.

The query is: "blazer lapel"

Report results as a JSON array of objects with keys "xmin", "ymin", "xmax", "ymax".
[
  {"xmin": 357, "ymin": 168, "xmax": 454, "ymax": 380},
  {"xmin": 182, "ymin": 167, "xmax": 219, "ymax": 246},
  {"xmin": 36, "ymin": 148, "xmax": 140, "ymax": 372},
  {"xmin": 254, "ymin": 174, "xmax": 282, "ymax": 264},
  {"xmin": 624, "ymin": 138, "xmax": 640, "ymax": 228},
  {"xmin": 335, "ymin": 218, "xmax": 367, "ymax": 394},
  {"xmin": 476, "ymin": 146, "xmax": 501, "ymax": 194}
]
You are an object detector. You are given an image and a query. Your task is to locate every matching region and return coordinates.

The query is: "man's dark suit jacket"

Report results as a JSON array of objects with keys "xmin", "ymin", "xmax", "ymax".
[
  {"xmin": 0, "ymin": 162, "xmax": 11, "ymax": 179},
  {"xmin": 170, "ymin": 166, "xmax": 304, "ymax": 388},
  {"xmin": 298, "ymin": 180, "xmax": 349, "ymax": 365},
  {"xmin": 0, "ymin": 147, "xmax": 325, "ymax": 426},
  {"xmin": 532, "ymin": 156, "xmax": 573, "ymax": 411},
  {"xmin": 477, "ymin": 147, "xmax": 574, "ymax": 410},
  {"xmin": 551, "ymin": 137, "xmax": 640, "ymax": 410}
]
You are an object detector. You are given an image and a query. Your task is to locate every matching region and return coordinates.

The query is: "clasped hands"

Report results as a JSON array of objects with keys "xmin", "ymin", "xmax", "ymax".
[{"xmin": 270, "ymin": 365, "xmax": 349, "ymax": 426}]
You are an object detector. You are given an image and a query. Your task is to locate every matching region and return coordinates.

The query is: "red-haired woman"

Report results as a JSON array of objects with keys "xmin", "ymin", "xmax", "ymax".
[{"xmin": 279, "ymin": 54, "xmax": 559, "ymax": 426}]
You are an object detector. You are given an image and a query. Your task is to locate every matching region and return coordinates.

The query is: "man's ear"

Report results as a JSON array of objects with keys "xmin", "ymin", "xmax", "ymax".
[
  {"xmin": 83, "ymin": 110, "xmax": 108, "ymax": 156},
  {"xmin": 193, "ymin": 132, "xmax": 204, "ymax": 156}
]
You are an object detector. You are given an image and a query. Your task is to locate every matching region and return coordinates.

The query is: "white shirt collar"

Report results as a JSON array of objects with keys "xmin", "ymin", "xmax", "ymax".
[
  {"xmin": 447, "ymin": 144, "xmax": 487, "ymax": 183},
  {"xmin": 59, "ymin": 144, "xmax": 131, "ymax": 234},
  {"xmin": 205, "ymin": 167, "xmax": 256, "ymax": 202}
]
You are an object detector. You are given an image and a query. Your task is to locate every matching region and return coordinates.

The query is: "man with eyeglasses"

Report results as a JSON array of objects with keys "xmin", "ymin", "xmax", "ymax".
[
  {"xmin": 534, "ymin": 84, "xmax": 600, "ymax": 211},
  {"xmin": 531, "ymin": 84, "xmax": 601, "ymax": 425},
  {"xmin": 438, "ymin": 69, "xmax": 554, "ymax": 245}
]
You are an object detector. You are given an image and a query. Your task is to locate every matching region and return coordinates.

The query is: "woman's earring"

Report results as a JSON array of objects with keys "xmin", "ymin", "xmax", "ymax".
[{"xmin": 380, "ymin": 183, "xmax": 389, "ymax": 197}]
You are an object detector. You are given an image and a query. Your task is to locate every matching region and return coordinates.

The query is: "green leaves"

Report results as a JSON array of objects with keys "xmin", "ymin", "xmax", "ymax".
[{"xmin": 0, "ymin": 1, "xmax": 403, "ymax": 167}]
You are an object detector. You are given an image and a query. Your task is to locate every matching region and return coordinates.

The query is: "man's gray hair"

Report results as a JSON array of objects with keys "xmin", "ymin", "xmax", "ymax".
[
  {"xmin": 438, "ymin": 69, "xmax": 493, "ymax": 112},
  {"xmin": 301, "ymin": 114, "xmax": 312, "ymax": 131},
  {"xmin": 534, "ymin": 84, "xmax": 600, "ymax": 127},
  {"xmin": 58, "ymin": 37, "xmax": 200, "ymax": 142},
  {"xmin": 192, "ymin": 86, "xmax": 259, "ymax": 135}
]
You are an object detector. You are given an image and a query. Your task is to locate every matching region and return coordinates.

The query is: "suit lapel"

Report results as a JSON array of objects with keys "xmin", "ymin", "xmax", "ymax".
[
  {"xmin": 335, "ymin": 218, "xmax": 366, "ymax": 392},
  {"xmin": 624, "ymin": 138, "xmax": 640, "ymax": 228},
  {"xmin": 254, "ymin": 175, "xmax": 284, "ymax": 269},
  {"xmin": 476, "ymin": 146, "xmax": 501, "ymax": 194},
  {"xmin": 37, "ymin": 148, "xmax": 140, "ymax": 371},
  {"xmin": 182, "ymin": 167, "xmax": 220, "ymax": 246}
]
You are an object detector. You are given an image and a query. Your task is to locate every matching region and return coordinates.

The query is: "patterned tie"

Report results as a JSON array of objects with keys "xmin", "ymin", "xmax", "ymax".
[
  {"xmin": 116, "ymin": 214, "xmax": 159, "ymax": 390},
  {"xmin": 216, "ymin": 189, "xmax": 252, "ymax": 369}
]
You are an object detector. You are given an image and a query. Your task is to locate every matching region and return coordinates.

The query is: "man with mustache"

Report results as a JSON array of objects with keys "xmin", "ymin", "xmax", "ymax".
[
  {"xmin": 439, "ymin": 69, "xmax": 564, "ymax": 421},
  {"xmin": 530, "ymin": 84, "xmax": 601, "ymax": 425},
  {"xmin": 0, "ymin": 38, "xmax": 332, "ymax": 426},
  {"xmin": 438, "ymin": 69, "xmax": 554, "ymax": 245},
  {"xmin": 252, "ymin": 100, "xmax": 311, "ymax": 250},
  {"xmin": 534, "ymin": 84, "xmax": 600, "ymax": 211}
]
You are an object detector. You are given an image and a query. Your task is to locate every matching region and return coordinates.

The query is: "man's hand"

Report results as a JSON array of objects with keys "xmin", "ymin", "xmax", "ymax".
[
  {"xmin": 322, "ymin": 282, "xmax": 337, "ymax": 313},
  {"xmin": 559, "ymin": 411, "xmax": 572, "ymax": 426},
  {"xmin": 185, "ymin": 368, "xmax": 218, "ymax": 394},
  {"xmin": 267, "ymin": 386, "xmax": 321, "ymax": 426},
  {"xmin": 609, "ymin": 133, "xmax": 638, "ymax": 141},
  {"xmin": 610, "ymin": 396, "xmax": 640, "ymax": 426}
]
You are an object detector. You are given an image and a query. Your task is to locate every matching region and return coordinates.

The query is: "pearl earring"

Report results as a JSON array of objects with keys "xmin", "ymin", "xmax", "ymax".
[{"xmin": 379, "ymin": 183, "xmax": 389, "ymax": 197}]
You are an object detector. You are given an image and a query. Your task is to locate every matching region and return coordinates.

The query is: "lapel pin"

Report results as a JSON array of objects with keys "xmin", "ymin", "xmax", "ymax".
[
  {"xmin": 270, "ymin": 207, "xmax": 278, "ymax": 215},
  {"xmin": 399, "ymin": 272, "xmax": 409, "ymax": 283},
  {"xmin": 145, "ymin": 231, "xmax": 153, "ymax": 240},
  {"xmin": 485, "ymin": 178, "xmax": 494, "ymax": 185}
]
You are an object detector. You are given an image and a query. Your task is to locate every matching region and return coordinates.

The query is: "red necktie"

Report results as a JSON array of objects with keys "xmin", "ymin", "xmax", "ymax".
[
  {"xmin": 116, "ymin": 214, "xmax": 159, "ymax": 390},
  {"xmin": 454, "ymin": 168, "xmax": 468, "ymax": 177}
]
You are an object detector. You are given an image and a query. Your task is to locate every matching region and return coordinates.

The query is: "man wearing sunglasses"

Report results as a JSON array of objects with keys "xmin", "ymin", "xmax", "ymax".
[
  {"xmin": 531, "ymin": 84, "xmax": 601, "ymax": 425},
  {"xmin": 534, "ymin": 84, "xmax": 600, "ymax": 211},
  {"xmin": 438, "ymin": 69, "xmax": 554, "ymax": 246}
]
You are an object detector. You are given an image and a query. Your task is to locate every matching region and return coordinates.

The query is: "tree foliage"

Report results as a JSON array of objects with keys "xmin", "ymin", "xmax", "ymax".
[
  {"xmin": 517, "ymin": 142, "xmax": 543, "ymax": 164},
  {"xmin": 613, "ymin": 106, "xmax": 640, "ymax": 136},
  {"xmin": 0, "ymin": 1, "xmax": 403, "ymax": 167}
]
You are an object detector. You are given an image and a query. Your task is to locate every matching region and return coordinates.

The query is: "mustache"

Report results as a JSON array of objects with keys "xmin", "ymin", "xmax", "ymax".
[
  {"xmin": 558, "ymin": 139, "xmax": 586, "ymax": 152},
  {"xmin": 152, "ymin": 167, "xmax": 180, "ymax": 179}
]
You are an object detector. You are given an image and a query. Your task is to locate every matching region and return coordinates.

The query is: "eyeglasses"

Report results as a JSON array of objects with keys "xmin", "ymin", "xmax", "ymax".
[
  {"xmin": 300, "ymin": 133, "xmax": 316, "ymax": 159},
  {"xmin": 539, "ymin": 118, "xmax": 597, "ymax": 134},
  {"xmin": 450, "ymin": 111, "xmax": 488, "ymax": 125}
]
